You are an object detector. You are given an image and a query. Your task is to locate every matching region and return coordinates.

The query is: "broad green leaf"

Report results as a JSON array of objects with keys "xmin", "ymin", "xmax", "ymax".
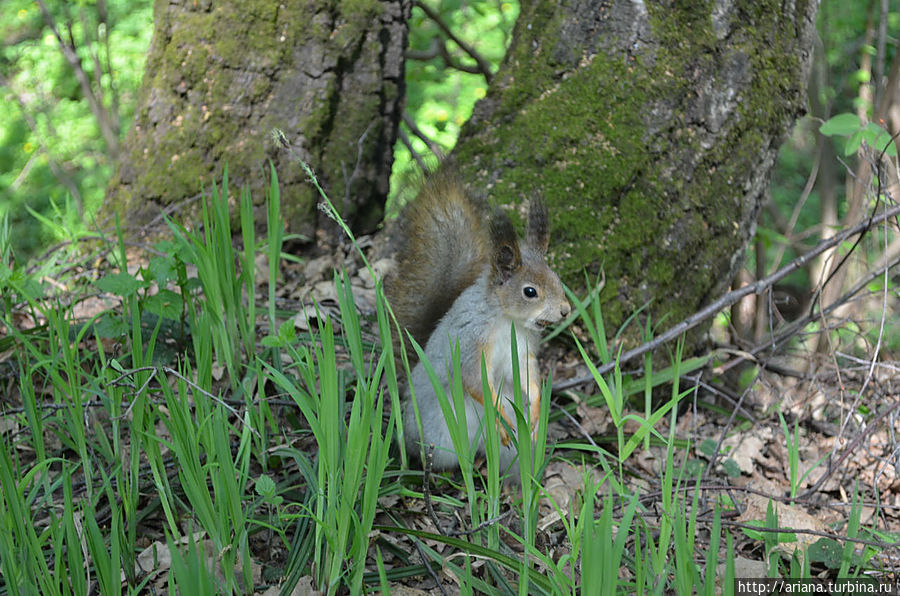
[
  {"xmin": 872, "ymin": 128, "xmax": 898, "ymax": 156},
  {"xmin": 844, "ymin": 128, "xmax": 864, "ymax": 156},
  {"xmin": 820, "ymin": 113, "xmax": 860, "ymax": 137},
  {"xmin": 147, "ymin": 256, "xmax": 176, "ymax": 285}
]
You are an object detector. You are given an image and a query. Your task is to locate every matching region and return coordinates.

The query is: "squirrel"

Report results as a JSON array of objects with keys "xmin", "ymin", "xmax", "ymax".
[{"xmin": 387, "ymin": 172, "xmax": 571, "ymax": 477}]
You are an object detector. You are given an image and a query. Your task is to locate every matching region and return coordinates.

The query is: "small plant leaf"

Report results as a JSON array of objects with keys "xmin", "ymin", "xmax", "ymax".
[
  {"xmin": 742, "ymin": 520, "xmax": 797, "ymax": 543},
  {"xmin": 741, "ymin": 520, "xmax": 767, "ymax": 541},
  {"xmin": 260, "ymin": 335, "xmax": 281, "ymax": 348},
  {"xmin": 699, "ymin": 438, "xmax": 718, "ymax": 458},
  {"xmin": 147, "ymin": 256, "xmax": 176, "ymax": 286},
  {"xmin": 95, "ymin": 272, "xmax": 143, "ymax": 297},
  {"xmin": 684, "ymin": 459, "xmax": 705, "ymax": 476},
  {"xmin": 278, "ymin": 319, "xmax": 296, "ymax": 342},
  {"xmin": 144, "ymin": 290, "xmax": 183, "ymax": 320},
  {"xmin": 722, "ymin": 458, "xmax": 741, "ymax": 478},
  {"xmin": 808, "ymin": 538, "xmax": 843, "ymax": 569},
  {"xmin": 873, "ymin": 129, "xmax": 898, "ymax": 156},
  {"xmin": 95, "ymin": 314, "xmax": 129, "ymax": 338},
  {"xmin": 255, "ymin": 474, "xmax": 276, "ymax": 497}
]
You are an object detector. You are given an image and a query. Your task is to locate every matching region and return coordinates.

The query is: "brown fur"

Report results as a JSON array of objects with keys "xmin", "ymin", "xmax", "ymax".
[{"xmin": 387, "ymin": 172, "xmax": 491, "ymax": 354}]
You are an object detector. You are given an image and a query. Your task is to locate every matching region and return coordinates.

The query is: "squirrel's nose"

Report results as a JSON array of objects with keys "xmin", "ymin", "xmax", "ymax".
[{"xmin": 560, "ymin": 302, "xmax": 571, "ymax": 319}]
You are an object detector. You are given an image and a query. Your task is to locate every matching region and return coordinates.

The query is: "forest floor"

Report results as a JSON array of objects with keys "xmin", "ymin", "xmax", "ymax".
[
  {"xmin": 3, "ymin": 221, "xmax": 900, "ymax": 593},
  {"xmin": 266, "ymin": 229, "xmax": 900, "ymax": 591}
]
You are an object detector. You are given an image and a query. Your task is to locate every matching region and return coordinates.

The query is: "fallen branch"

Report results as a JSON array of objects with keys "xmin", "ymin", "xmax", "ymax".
[
  {"xmin": 747, "ymin": 235, "xmax": 900, "ymax": 361},
  {"xmin": 553, "ymin": 202, "xmax": 900, "ymax": 392}
]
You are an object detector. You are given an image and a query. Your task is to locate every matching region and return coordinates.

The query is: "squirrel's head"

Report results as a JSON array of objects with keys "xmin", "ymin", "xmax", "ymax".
[{"xmin": 489, "ymin": 200, "xmax": 571, "ymax": 331}]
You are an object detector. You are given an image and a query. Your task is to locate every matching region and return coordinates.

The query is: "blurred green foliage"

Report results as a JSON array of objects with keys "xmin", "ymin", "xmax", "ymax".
[
  {"xmin": 0, "ymin": 0, "xmax": 516, "ymax": 259},
  {"xmin": 0, "ymin": 0, "xmax": 892, "ymax": 283},
  {"xmin": 765, "ymin": 0, "xmax": 898, "ymax": 285},
  {"xmin": 0, "ymin": 0, "xmax": 152, "ymax": 260}
]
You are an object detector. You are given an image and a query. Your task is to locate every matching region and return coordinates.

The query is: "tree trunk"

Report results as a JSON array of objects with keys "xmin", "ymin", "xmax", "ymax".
[
  {"xmin": 450, "ymin": 0, "xmax": 817, "ymax": 351},
  {"xmin": 107, "ymin": 0, "xmax": 409, "ymax": 240}
]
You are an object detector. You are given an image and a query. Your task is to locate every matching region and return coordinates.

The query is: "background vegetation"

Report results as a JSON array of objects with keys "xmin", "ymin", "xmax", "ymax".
[
  {"xmin": 1, "ymin": 0, "xmax": 899, "ymax": 594},
  {"xmin": 2, "ymin": 0, "xmax": 877, "ymax": 277},
  {"xmin": 1, "ymin": 0, "xmax": 152, "ymax": 258}
]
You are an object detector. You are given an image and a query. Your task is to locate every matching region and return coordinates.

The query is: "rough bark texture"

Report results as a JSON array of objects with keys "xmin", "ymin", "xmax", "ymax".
[
  {"xmin": 450, "ymin": 0, "xmax": 817, "ymax": 349},
  {"xmin": 107, "ymin": 0, "xmax": 409, "ymax": 239}
]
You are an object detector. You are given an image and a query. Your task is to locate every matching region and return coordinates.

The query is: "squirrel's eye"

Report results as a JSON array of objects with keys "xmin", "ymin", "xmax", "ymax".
[{"xmin": 523, "ymin": 286, "xmax": 538, "ymax": 299}]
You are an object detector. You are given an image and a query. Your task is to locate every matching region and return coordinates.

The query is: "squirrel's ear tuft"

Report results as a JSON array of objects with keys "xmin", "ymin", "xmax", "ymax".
[
  {"xmin": 490, "ymin": 212, "xmax": 521, "ymax": 281},
  {"xmin": 527, "ymin": 198, "xmax": 550, "ymax": 254}
]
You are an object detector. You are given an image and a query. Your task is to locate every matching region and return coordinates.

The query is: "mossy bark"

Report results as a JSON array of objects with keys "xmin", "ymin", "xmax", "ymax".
[
  {"xmin": 107, "ymin": 0, "xmax": 410, "ymax": 240},
  {"xmin": 450, "ymin": 0, "xmax": 817, "ymax": 351}
]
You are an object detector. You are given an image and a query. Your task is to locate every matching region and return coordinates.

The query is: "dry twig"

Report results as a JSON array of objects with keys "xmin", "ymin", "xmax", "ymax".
[{"xmin": 553, "ymin": 202, "xmax": 900, "ymax": 392}]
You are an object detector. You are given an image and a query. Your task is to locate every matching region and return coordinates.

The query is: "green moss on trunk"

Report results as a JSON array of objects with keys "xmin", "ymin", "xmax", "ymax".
[
  {"xmin": 452, "ymin": 0, "xmax": 817, "ymax": 350},
  {"xmin": 108, "ymin": 0, "xmax": 409, "ymax": 240}
]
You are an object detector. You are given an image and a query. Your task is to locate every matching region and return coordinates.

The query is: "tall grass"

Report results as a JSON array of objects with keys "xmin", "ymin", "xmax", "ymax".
[{"xmin": 0, "ymin": 165, "xmax": 879, "ymax": 594}]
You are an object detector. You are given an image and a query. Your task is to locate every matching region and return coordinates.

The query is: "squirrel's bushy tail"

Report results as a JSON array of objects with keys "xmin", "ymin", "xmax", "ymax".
[{"xmin": 387, "ymin": 171, "xmax": 491, "ymax": 356}]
